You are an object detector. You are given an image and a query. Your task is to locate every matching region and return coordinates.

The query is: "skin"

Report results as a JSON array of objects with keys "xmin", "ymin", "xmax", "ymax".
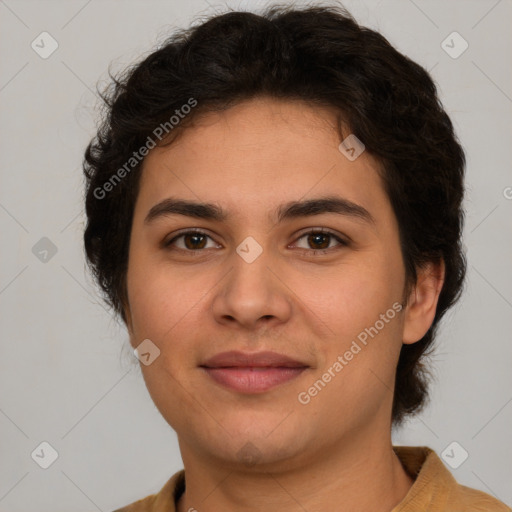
[{"xmin": 123, "ymin": 97, "xmax": 444, "ymax": 512}]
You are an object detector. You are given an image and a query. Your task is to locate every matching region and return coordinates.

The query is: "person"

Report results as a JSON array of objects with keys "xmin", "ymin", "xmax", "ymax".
[{"xmin": 82, "ymin": 3, "xmax": 510, "ymax": 511}]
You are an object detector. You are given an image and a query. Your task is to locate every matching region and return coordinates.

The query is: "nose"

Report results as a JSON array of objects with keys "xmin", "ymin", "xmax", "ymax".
[{"xmin": 210, "ymin": 245, "xmax": 292, "ymax": 331}]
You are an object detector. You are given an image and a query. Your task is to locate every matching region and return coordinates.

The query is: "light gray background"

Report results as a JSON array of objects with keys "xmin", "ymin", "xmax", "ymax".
[{"xmin": 0, "ymin": 0, "xmax": 511, "ymax": 510}]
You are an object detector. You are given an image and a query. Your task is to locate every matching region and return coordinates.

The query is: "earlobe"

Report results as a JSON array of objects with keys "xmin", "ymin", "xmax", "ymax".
[{"xmin": 402, "ymin": 260, "xmax": 445, "ymax": 345}]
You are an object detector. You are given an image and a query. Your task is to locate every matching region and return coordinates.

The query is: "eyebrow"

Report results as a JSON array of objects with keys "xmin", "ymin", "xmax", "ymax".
[{"xmin": 144, "ymin": 196, "xmax": 375, "ymax": 226}]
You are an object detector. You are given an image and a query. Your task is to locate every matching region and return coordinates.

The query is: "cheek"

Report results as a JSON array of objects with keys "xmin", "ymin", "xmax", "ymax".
[
  {"xmin": 126, "ymin": 253, "xmax": 206, "ymax": 340},
  {"xmin": 290, "ymin": 256, "xmax": 403, "ymax": 341}
]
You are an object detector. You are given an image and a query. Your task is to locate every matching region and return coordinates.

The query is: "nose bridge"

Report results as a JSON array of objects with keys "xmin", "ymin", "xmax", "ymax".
[
  {"xmin": 211, "ymin": 235, "xmax": 292, "ymax": 328},
  {"xmin": 229, "ymin": 237, "xmax": 275, "ymax": 309}
]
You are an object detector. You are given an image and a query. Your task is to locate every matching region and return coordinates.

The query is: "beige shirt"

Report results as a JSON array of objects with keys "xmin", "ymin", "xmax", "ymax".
[{"xmin": 112, "ymin": 446, "xmax": 511, "ymax": 511}]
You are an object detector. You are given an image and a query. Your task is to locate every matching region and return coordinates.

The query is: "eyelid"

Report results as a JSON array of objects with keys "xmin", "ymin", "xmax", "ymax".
[
  {"xmin": 163, "ymin": 227, "xmax": 349, "ymax": 252},
  {"xmin": 163, "ymin": 228, "xmax": 219, "ymax": 248},
  {"xmin": 292, "ymin": 227, "xmax": 350, "ymax": 244}
]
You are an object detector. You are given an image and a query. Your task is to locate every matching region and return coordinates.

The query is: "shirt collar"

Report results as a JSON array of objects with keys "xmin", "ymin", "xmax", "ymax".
[{"xmin": 147, "ymin": 445, "xmax": 457, "ymax": 511}]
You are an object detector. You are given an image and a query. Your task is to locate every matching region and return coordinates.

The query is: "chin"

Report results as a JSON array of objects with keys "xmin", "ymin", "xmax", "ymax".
[
  {"xmin": 207, "ymin": 436, "xmax": 307, "ymax": 472},
  {"xmin": 192, "ymin": 416, "xmax": 310, "ymax": 468},
  {"xmin": 221, "ymin": 409, "xmax": 297, "ymax": 438}
]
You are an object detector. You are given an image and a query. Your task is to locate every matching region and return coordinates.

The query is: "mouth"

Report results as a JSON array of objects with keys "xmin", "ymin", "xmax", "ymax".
[{"xmin": 199, "ymin": 351, "xmax": 310, "ymax": 393}]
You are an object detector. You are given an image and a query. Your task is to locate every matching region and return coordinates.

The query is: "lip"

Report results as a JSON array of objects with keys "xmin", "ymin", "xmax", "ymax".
[
  {"xmin": 200, "ymin": 351, "xmax": 309, "ymax": 393},
  {"xmin": 201, "ymin": 350, "xmax": 308, "ymax": 368}
]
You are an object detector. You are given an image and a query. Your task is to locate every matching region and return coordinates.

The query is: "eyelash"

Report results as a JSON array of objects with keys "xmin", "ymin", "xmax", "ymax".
[{"xmin": 163, "ymin": 228, "xmax": 349, "ymax": 256}]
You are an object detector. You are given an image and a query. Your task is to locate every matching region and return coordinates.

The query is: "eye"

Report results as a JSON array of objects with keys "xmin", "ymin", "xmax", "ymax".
[
  {"xmin": 163, "ymin": 228, "xmax": 348, "ymax": 255},
  {"xmin": 292, "ymin": 228, "xmax": 348, "ymax": 255},
  {"xmin": 164, "ymin": 230, "xmax": 219, "ymax": 252}
]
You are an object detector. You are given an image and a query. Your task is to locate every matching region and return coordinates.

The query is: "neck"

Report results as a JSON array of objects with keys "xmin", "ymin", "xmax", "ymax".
[{"xmin": 176, "ymin": 432, "xmax": 414, "ymax": 512}]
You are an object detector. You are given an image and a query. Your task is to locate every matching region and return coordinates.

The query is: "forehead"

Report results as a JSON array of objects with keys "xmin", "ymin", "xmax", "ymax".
[{"xmin": 136, "ymin": 97, "xmax": 390, "ymax": 224}]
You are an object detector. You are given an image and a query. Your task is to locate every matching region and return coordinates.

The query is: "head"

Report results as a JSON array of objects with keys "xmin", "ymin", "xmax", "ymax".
[{"xmin": 83, "ymin": 4, "xmax": 465, "ymax": 467}]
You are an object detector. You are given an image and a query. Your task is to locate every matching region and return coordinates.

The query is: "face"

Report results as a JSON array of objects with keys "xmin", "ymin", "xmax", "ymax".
[{"xmin": 124, "ymin": 97, "xmax": 418, "ymax": 471}]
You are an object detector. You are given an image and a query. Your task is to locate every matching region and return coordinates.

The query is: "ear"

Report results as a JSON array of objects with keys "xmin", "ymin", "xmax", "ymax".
[{"xmin": 402, "ymin": 260, "xmax": 445, "ymax": 345}]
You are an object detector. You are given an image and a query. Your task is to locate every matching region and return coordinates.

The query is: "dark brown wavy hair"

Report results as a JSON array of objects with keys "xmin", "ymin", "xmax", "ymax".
[{"xmin": 83, "ymin": 3, "xmax": 466, "ymax": 427}]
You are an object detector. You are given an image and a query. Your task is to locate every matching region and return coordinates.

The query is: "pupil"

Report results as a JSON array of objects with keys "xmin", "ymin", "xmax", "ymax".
[
  {"xmin": 309, "ymin": 233, "xmax": 329, "ymax": 249},
  {"xmin": 182, "ymin": 233, "xmax": 331, "ymax": 251},
  {"xmin": 185, "ymin": 234, "xmax": 206, "ymax": 250}
]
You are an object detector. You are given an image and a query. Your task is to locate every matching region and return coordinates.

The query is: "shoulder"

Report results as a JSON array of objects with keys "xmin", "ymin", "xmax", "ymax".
[
  {"xmin": 450, "ymin": 483, "xmax": 512, "ymax": 512},
  {"xmin": 111, "ymin": 470, "xmax": 185, "ymax": 512},
  {"xmin": 112, "ymin": 494, "xmax": 156, "ymax": 512},
  {"xmin": 393, "ymin": 446, "xmax": 511, "ymax": 512}
]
